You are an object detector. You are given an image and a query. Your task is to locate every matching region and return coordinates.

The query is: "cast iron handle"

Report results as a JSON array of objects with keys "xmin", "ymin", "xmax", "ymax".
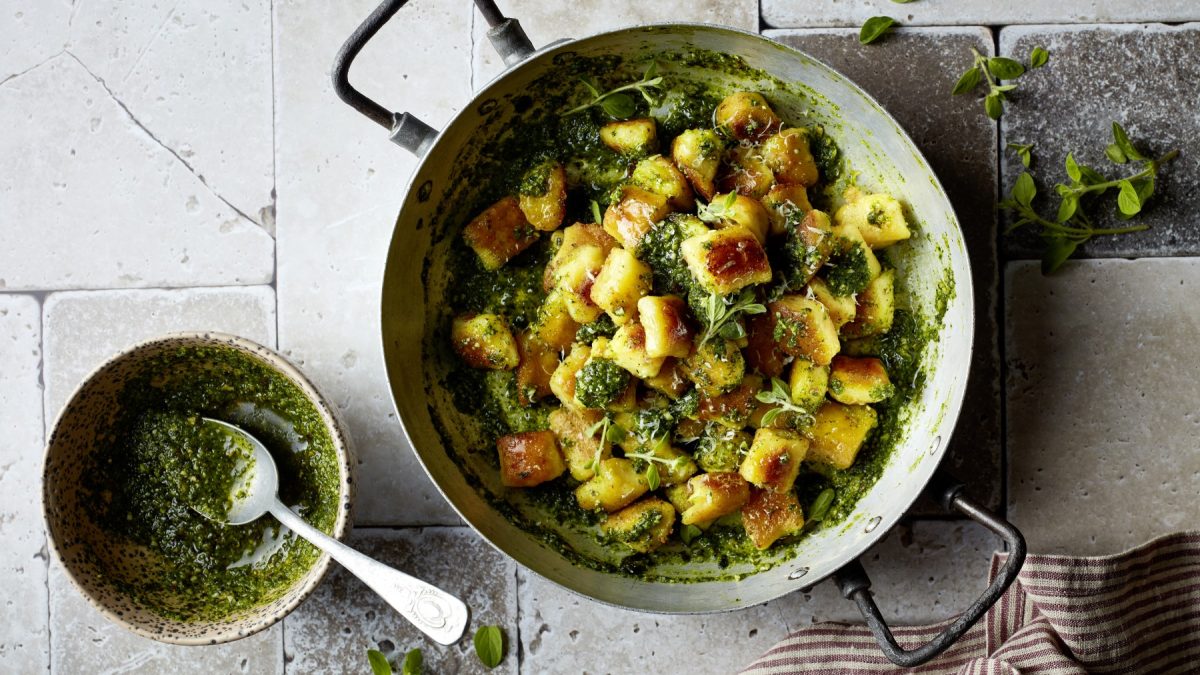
[
  {"xmin": 833, "ymin": 473, "xmax": 1026, "ymax": 668},
  {"xmin": 332, "ymin": 0, "xmax": 534, "ymax": 156}
]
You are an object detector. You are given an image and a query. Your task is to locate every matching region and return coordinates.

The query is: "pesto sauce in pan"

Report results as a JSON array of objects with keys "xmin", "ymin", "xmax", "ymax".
[
  {"xmin": 84, "ymin": 345, "xmax": 341, "ymax": 622},
  {"xmin": 431, "ymin": 48, "xmax": 953, "ymax": 580}
]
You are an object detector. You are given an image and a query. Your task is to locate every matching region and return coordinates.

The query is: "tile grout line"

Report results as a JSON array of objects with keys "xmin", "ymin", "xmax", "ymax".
[
  {"xmin": 37, "ymin": 290, "xmax": 52, "ymax": 675},
  {"xmin": 513, "ymin": 565, "xmax": 523, "ymax": 674},
  {"xmin": 991, "ymin": 26, "xmax": 1010, "ymax": 524}
]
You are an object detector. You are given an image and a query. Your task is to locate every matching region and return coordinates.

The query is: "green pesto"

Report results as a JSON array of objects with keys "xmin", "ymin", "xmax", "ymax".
[
  {"xmin": 637, "ymin": 214, "xmax": 703, "ymax": 296},
  {"xmin": 85, "ymin": 346, "xmax": 340, "ymax": 622},
  {"xmin": 825, "ymin": 240, "xmax": 873, "ymax": 297},
  {"xmin": 575, "ymin": 315, "xmax": 618, "ymax": 345},
  {"xmin": 518, "ymin": 162, "xmax": 554, "ymax": 197},
  {"xmin": 611, "ymin": 508, "xmax": 664, "ymax": 543},
  {"xmin": 575, "ymin": 358, "xmax": 630, "ymax": 409},
  {"xmin": 777, "ymin": 213, "xmax": 827, "ymax": 289}
]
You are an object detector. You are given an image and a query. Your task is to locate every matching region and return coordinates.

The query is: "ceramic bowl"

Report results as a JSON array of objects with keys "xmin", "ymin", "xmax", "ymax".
[{"xmin": 42, "ymin": 332, "xmax": 355, "ymax": 645}]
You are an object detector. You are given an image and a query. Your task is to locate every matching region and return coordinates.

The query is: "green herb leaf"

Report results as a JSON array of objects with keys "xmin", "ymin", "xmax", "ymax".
[
  {"xmin": 579, "ymin": 77, "xmax": 601, "ymax": 99},
  {"xmin": 760, "ymin": 407, "xmax": 782, "ymax": 427},
  {"xmin": 1117, "ymin": 179, "xmax": 1142, "ymax": 216},
  {"xmin": 1077, "ymin": 164, "xmax": 1107, "ymax": 188},
  {"xmin": 605, "ymin": 423, "xmax": 626, "ymax": 443},
  {"xmin": 1133, "ymin": 175, "xmax": 1155, "ymax": 202},
  {"xmin": 1112, "ymin": 122, "xmax": 1146, "ymax": 162},
  {"xmin": 890, "ymin": 0, "xmax": 916, "ymax": 3},
  {"xmin": 1041, "ymin": 236, "xmax": 1078, "ymax": 274},
  {"xmin": 1064, "ymin": 153, "xmax": 1081, "ymax": 182},
  {"xmin": 951, "ymin": 67, "xmax": 982, "ymax": 95},
  {"xmin": 474, "ymin": 625, "xmax": 505, "ymax": 669},
  {"xmin": 680, "ymin": 524, "xmax": 702, "ymax": 545},
  {"xmin": 809, "ymin": 488, "xmax": 836, "ymax": 522},
  {"xmin": 645, "ymin": 464, "xmax": 661, "ymax": 491},
  {"xmin": 1105, "ymin": 143, "xmax": 1128, "ymax": 165},
  {"xmin": 601, "ymin": 92, "xmax": 636, "ymax": 119},
  {"xmin": 1007, "ymin": 142, "xmax": 1034, "ymax": 168},
  {"xmin": 984, "ymin": 93, "xmax": 1003, "ymax": 120},
  {"xmin": 987, "ymin": 57, "xmax": 1025, "ymax": 80},
  {"xmin": 1030, "ymin": 46, "xmax": 1049, "ymax": 69},
  {"xmin": 1056, "ymin": 195, "xmax": 1078, "ymax": 222},
  {"xmin": 368, "ymin": 649, "xmax": 392, "ymax": 675},
  {"xmin": 590, "ymin": 200, "xmax": 603, "ymax": 224},
  {"xmin": 1013, "ymin": 172, "xmax": 1036, "ymax": 206},
  {"xmin": 402, "ymin": 648, "xmax": 424, "ymax": 675},
  {"xmin": 859, "ymin": 16, "xmax": 896, "ymax": 45},
  {"xmin": 718, "ymin": 321, "xmax": 746, "ymax": 340}
]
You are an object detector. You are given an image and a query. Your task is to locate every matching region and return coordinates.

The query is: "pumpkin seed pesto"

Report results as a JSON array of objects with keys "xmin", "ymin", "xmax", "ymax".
[
  {"xmin": 429, "ymin": 49, "xmax": 952, "ymax": 581},
  {"xmin": 84, "ymin": 346, "xmax": 341, "ymax": 622}
]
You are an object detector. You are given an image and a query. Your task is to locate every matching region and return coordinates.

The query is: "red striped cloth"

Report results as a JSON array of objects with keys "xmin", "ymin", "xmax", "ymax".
[{"xmin": 741, "ymin": 531, "xmax": 1200, "ymax": 674}]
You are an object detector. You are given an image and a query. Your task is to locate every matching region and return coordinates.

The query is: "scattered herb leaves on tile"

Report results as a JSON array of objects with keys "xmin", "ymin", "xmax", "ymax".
[
  {"xmin": 474, "ymin": 625, "xmax": 505, "ymax": 669},
  {"xmin": 999, "ymin": 122, "xmax": 1179, "ymax": 274},
  {"xmin": 859, "ymin": 17, "xmax": 896, "ymax": 45},
  {"xmin": 952, "ymin": 47, "xmax": 1045, "ymax": 119}
]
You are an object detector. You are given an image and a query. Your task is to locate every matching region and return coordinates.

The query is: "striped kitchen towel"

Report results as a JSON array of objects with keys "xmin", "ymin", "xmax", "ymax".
[{"xmin": 741, "ymin": 530, "xmax": 1200, "ymax": 674}]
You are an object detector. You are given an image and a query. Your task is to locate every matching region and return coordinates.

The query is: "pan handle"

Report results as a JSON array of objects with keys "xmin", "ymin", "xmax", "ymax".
[
  {"xmin": 832, "ymin": 473, "xmax": 1027, "ymax": 668},
  {"xmin": 332, "ymin": 0, "xmax": 534, "ymax": 156}
]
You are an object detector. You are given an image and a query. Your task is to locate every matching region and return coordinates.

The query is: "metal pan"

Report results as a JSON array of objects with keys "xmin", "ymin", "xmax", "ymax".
[{"xmin": 333, "ymin": 1, "xmax": 1024, "ymax": 665}]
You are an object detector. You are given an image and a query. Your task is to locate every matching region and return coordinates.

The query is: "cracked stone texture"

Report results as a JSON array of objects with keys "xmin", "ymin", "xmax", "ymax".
[
  {"xmin": 284, "ymin": 528, "xmax": 517, "ymax": 674},
  {"xmin": 1006, "ymin": 259, "xmax": 1200, "ymax": 554},
  {"xmin": 0, "ymin": 295, "xmax": 48, "ymax": 672},
  {"xmin": 768, "ymin": 28, "xmax": 1001, "ymax": 513},
  {"xmin": 67, "ymin": 0, "xmax": 275, "ymax": 227},
  {"xmin": 43, "ymin": 287, "xmax": 282, "ymax": 671},
  {"xmin": 2, "ymin": 0, "xmax": 70, "ymax": 81},
  {"xmin": 469, "ymin": 0, "xmax": 759, "ymax": 87},
  {"xmin": 0, "ymin": 54, "xmax": 273, "ymax": 291},
  {"xmin": 999, "ymin": 24, "xmax": 1200, "ymax": 260},
  {"xmin": 519, "ymin": 521, "xmax": 998, "ymax": 673},
  {"xmin": 274, "ymin": 0, "xmax": 471, "ymax": 526},
  {"xmin": 762, "ymin": 1, "xmax": 1200, "ymax": 28}
]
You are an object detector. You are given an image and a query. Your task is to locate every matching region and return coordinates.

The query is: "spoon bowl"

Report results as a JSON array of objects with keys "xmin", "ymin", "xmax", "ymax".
[{"xmin": 196, "ymin": 417, "xmax": 470, "ymax": 646}]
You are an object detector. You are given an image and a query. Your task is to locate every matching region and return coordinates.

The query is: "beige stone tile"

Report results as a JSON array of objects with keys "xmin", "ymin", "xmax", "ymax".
[
  {"xmin": 274, "ymin": 0, "xmax": 472, "ymax": 526},
  {"xmin": 67, "ymin": 0, "xmax": 274, "ymax": 226},
  {"xmin": 1006, "ymin": 258, "xmax": 1200, "ymax": 554},
  {"xmin": 0, "ymin": 54, "xmax": 273, "ymax": 291},
  {"xmin": 0, "ymin": 295, "xmax": 48, "ymax": 672},
  {"xmin": 762, "ymin": 0, "xmax": 1200, "ymax": 28},
  {"xmin": 283, "ymin": 527, "xmax": 517, "ymax": 674},
  {"xmin": 469, "ymin": 0, "xmax": 760, "ymax": 86},
  {"xmin": 2, "ymin": 0, "xmax": 69, "ymax": 81},
  {"xmin": 518, "ymin": 521, "xmax": 999, "ymax": 672},
  {"xmin": 41, "ymin": 286, "xmax": 282, "ymax": 672}
]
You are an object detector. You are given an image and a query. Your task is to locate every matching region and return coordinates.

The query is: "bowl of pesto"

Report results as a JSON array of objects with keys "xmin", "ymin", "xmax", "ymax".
[{"xmin": 42, "ymin": 333, "xmax": 353, "ymax": 644}]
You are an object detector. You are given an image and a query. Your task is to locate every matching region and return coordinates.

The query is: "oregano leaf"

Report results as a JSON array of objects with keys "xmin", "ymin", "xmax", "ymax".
[
  {"xmin": 951, "ymin": 67, "xmax": 982, "ymax": 95},
  {"xmin": 984, "ymin": 93, "xmax": 1003, "ymax": 120},
  {"xmin": 859, "ymin": 16, "xmax": 896, "ymax": 45},
  {"xmin": 1013, "ymin": 172, "xmax": 1036, "ymax": 207},
  {"xmin": 1056, "ymin": 195, "xmax": 1078, "ymax": 223},
  {"xmin": 1105, "ymin": 143, "xmax": 1128, "ymax": 164},
  {"xmin": 601, "ymin": 93, "xmax": 636, "ymax": 119},
  {"xmin": 809, "ymin": 488, "xmax": 836, "ymax": 522},
  {"xmin": 645, "ymin": 464, "xmax": 661, "ymax": 491},
  {"xmin": 987, "ymin": 56, "xmax": 1025, "ymax": 80},
  {"xmin": 402, "ymin": 649, "xmax": 424, "ymax": 675},
  {"xmin": 1064, "ymin": 153, "xmax": 1082, "ymax": 182},
  {"xmin": 367, "ymin": 649, "xmax": 392, "ymax": 675},
  {"xmin": 1117, "ymin": 180, "xmax": 1142, "ymax": 216},
  {"xmin": 1041, "ymin": 236, "xmax": 1078, "ymax": 274},
  {"xmin": 474, "ymin": 625, "xmax": 505, "ymax": 669},
  {"xmin": 1112, "ymin": 122, "xmax": 1145, "ymax": 161},
  {"xmin": 1030, "ymin": 46, "xmax": 1049, "ymax": 68}
]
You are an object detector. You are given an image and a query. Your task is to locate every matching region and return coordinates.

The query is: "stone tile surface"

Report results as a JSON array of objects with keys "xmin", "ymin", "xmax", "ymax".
[
  {"xmin": 0, "ymin": 54, "xmax": 273, "ymax": 292},
  {"xmin": 2, "ymin": 0, "xmax": 69, "ymax": 81},
  {"xmin": 1006, "ymin": 258, "xmax": 1200, "ymax": 554},
  {"xmin": 762, "ymin": 1, "xmax": 1200, "ymax": 28},
  {"xmin": 284, "ymin": 527, "xmax": 517, "ymax": 674},
  {"xmin": 470, "ymin": 0, "xmax": 760, "ymax": 86},
  {"xmin": 768, "ymin": 28, "xmax": 1002, "ymax": 512},
  {"xmin": 0, "ymin": 295, "xmax": 48, "ymax": 672},
  {"xmin": 67, "ymin": 0, "xmax": 275, "ymax": 227},
  {"xmin": 42, "ymin": 287, "xmax": 282, "ymax": 672},
  {"xmin": 518, "ymin": 521, "xmax": 999, "ymax": 672},
  {"xmin": 999, "ymin": 24, "xmax": 1200, "ymax": 259},
  {"xmin": 274, "ymin": 0, "xmax": 471, "ymax": 526}
]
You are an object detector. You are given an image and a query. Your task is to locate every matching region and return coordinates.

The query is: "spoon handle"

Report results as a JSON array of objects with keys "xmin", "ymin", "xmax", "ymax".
[{"xmin": 268, "ymin": 501, "xmax": 469, "ymax": 645}]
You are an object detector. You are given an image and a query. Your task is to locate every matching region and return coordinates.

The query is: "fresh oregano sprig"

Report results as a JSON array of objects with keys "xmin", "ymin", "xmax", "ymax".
[
  {"xmin": 1007, "ymin": 142, "xmax": 1034, "ymax": 168},
  {"xmin": 952, "ymin": 46, "xmax": 1048, "ymax": 119},
  {"xmin": 584, "ymin": 414, "xmax": 626, "ymax": 470},
  {"xmin": 565, "ymin": 62, "xmax": 663, "ymax": 119},
  {"xmin": 697, "ymin": 288, "xmax": 766, "ymax": 346},
  {"xmin": 625, "ymin": 450, "xmax": 690, "ymax": 490},
  {"xmin": 696, "ymin": 192, "xmax": 738, "ymax": 225},
  {"xmin": 1000, "ymin": 122, "xmax": 1178, "ymax": 274},
  {"xmin": 754, "ymin": 377, "xmax": 813, "ymax": 427}
]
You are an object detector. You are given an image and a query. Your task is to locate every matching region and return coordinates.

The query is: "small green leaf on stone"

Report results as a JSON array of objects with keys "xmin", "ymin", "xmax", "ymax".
[
  {"xmin": 1013, "ymin": 172, "xmax": 1036, "ymax": 206},
  {"xmin": 951, "ymin": 67, "xmax": 982, "ymax": 95},
  {"xmin": 1041, "ymin": 236, "xmax": 1078, "ymax": 275},
  {"xmin": 984, "ymin": 93, "xmax": 1003, "ymax": 120},
  {"xmin": 987, "ymin": 57, "xmax": 1025, "ymax": 80},
  {"xmin": 859, "ymin": 16, "xmax": 896, "ymax": 45},
  {"xmin": 1105, "ymin": 143, "xmax": 1128, "ymax": 165},
  {"xmin": 1030, "ymin": 46, "xmax": 1050, "ymax": 68},
  {"xmin": 1056, "ymin": 195, "xmax": 1078, "ymax": 223},
  {"xmin": 368, "ymin": 649, "xmax": 392, "ymax": 675},
  {"xmin": 1117, "ymin": 180, "xmax": 1142, "ymax": 216},
  {"xmin": 402, "ymin": 649, "xmax": 424, "ymax": 675},
  {"xmin": 474, "ymin": 625, "xmax": 505, "ymax": 669},
  {"xmin": 1112, "ymin": 122, "xmax": 1146, "ymax": 161},
  {"xmin": 1065, "ymin": 153, "xmax": 1081, "ymax": 182}
]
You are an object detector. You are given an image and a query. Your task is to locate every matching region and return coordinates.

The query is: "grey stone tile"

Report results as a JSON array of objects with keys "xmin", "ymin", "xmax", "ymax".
[
  {"xmin": 3, "ymin": 1, "xmax": 69, "ymax": 81},
  {"xmin": 0, "ymin": 54, "xmax": 273, "ymax": 292},
  {"xmin": 274, "ymin": 0, "xmax": 471, "ymax": 527},
  {"xmin": 42, "ymin": 287, "xmax": 282, "ymax": 671},
  {"xmin": 762, "ymin": 1, "xmax": 1200, "ymax": 29},
  {"xmin": 283, "ymin": 527, "xmax": 517, "ymax": 674},
  {"xmin": 767, "ymin": 28, "xmax": 1002, "ymax": 513},
  {"xmin": 999, "ymin": 24, "xmax": 1200, "ymax": 259},
  {"xmin": 67, "ymin": 0, "xmax": 275, "ymax": 226},
  {"xmin": 470, "ymin": 0, "xmax": 759, "ymax": 87},
  {"xmin": 0, "ymin": 295, "xmax": 49, "ymax": 672},
  {"xmin": 518, "ymin": 521, "xmax": 999, "ymax": 672},
  {"xmin": 1006, "ymin": 258, "xmax": 1200, "ymax": 554}
]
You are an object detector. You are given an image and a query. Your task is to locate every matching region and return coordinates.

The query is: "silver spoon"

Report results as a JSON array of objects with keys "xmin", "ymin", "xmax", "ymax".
[{"xmin": 198, "ymin": 418, "xmax": 468, "ymax": 645}]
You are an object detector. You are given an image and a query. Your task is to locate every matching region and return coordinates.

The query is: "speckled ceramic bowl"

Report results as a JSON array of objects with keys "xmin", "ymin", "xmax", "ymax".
[{"xmin": 42, "ymin": 332, "xmax": 356, "ymax": 645}]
